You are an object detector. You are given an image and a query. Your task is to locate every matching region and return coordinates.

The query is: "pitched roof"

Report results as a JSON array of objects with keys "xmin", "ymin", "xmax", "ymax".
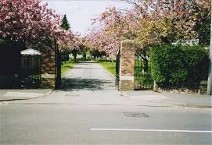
[{"xmin": 21, "ymin": 48, "xmax": 41, "ymax": 55}]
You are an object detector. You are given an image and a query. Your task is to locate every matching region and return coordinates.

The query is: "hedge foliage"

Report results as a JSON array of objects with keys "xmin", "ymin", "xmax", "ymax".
[
  {"xmin": 138, "ymin": 73, "xmax": 154, "ymax": 89},
  {"xmin": 150, "ymin": 45, "xmax": 209, "ymax": 88}
]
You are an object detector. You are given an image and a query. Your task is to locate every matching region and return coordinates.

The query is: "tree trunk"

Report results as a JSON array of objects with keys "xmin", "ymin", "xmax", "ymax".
[
  {"xmin": 73, "ymin": 53, "xmax": 77, "ymax": 62},
  {"xmin": 83, "ymin": 52, "xmax": 86, "ymax": 61},
  {"xmin": 142, "ymin": 50, "xmax": 148, "ymax": 74},
  {"xmin": 153, "ymin": 81, "xmax": 159, "ymax": 92},
  {"xmin": 143, "ymin": 57, "xmax": 148, "ymax": 73}
]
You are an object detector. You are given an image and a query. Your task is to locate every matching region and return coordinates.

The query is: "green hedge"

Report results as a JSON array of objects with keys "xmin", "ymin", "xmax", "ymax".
[
  {"xmin": 150, "ymin": 45, "xmax": 209, "ymax": 89},
  {"xmin": 138, "ymin": 73, "xmax": 154, "ymax": 89}
]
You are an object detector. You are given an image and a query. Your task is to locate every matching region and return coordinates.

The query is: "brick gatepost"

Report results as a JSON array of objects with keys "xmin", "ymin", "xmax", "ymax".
[
  {"xmin": 119, "ymin": 40, "xmax": 136, "ymax": 90},
  {"xmin": 40, "ymin": 47, "xmax": 56, "ymax": 89}
]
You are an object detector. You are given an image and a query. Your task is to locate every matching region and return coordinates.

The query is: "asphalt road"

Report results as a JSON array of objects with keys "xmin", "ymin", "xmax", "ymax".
[
  {"xmin": 1, "ymin": 104, "xmax": 211, "ymax": 144},
  {"xmin": 1, "ymin": 63, "xmax": 211, "ymax": 144}
]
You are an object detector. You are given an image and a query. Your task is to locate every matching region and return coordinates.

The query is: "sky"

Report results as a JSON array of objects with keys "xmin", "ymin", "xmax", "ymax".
[{"xmin": 41, "ymin": 0, "xmax": 132, "ymax": 36}]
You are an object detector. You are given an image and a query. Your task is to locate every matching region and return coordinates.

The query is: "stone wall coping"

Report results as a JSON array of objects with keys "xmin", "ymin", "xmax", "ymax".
[
  {"xmin": 120, "ymin": 76, "xmax": 134, "ymax": 80},
  {"xmin": 41, "ymin": 73, "xmax": 55, "ymax": 79}
]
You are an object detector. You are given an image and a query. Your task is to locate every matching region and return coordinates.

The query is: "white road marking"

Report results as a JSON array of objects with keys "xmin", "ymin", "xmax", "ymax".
[{"xmin": 90, "ymin": 128, "xmax": 212, "ymax": 133}]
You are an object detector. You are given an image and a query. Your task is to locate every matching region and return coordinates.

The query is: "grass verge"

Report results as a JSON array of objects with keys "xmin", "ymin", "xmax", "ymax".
[
  {"xmin": 98, "ymin": 60, "xmax": 116, "ymax": 76},
  {"xmin": 61, "ymin": 61, "xmax": 75, "ymax": 75}
]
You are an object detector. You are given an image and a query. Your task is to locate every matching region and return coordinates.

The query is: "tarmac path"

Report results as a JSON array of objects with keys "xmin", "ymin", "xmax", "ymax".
[
  {"xmin": 26, "ymin": 62, "xmax": 127, "ymax": 105},
  {"xmin": 61, "ymin": 62, "xmax": 116, "ymax": 91}
]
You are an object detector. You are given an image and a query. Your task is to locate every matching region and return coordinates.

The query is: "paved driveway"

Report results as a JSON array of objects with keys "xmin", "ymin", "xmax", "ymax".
[
  {"xmin": 61, "ymin": 62, "xmax": 116, "ymax": 91},
  {"xmin": 25, "ymin": 62, "xmax": 126, "ymax": 105}
]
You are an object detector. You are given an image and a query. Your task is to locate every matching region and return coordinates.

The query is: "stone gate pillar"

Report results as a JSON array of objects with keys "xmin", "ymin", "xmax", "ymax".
[
  {"xmin": 119, "ymin": 40, "xmax": 136, "ymax": 90},
  {"xmin": 41, "ymin": 47, "xmax": 56, "ymax": 89}
]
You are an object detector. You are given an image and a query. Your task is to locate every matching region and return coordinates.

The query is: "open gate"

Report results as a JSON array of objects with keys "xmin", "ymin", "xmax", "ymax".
[
  {"xmin": 115, "ymin": 48, "xmax": 120, "ymax": 89},
  {"xmin": 55, "ymin": 43, "xmax": 61, "ymax": 89},
  {"xmin": 134, "ymin": 50, "xmax": 153, "ymax": 90},
  {"xmin": 134, "ymin": 52, "xmax": 143, "ymax": 90}
]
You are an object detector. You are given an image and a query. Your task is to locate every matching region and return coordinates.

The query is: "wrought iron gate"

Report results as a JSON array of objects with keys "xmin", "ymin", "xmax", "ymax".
[
  {"xmin": 55, "ymin": 44, "xmax": 61, "ymax": 89},
  {"xmin": 115, "ymin": 48, "xmax": 120, "ymax": 89},
  {"xmin": 20, "ymin": 54, "xmax": 41, "ymax": 88},
  {"xmin": 134, "ymin": 52, "xmax": 143, "ymax": 90},
  {"xmin": 134, "ymin": 51, "xmax": 153, "ymax": 90}
]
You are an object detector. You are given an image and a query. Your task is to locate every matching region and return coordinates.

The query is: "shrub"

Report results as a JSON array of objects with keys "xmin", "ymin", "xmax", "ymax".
[
  {"xmin": 139, "ymin": 73, "xmax": 154, "ymax": 89},
  {"xmin": 150, "ymin": 44, "xmax": 209, "ymax": 89}
]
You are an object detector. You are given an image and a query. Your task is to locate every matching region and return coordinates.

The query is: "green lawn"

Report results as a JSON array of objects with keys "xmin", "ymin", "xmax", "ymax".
[
  {"xmin": 61, "ymin": 61, "xmax": 75, "ymax": 75},
  {"xmin": 98, "ymin": 60, "xmax": 116, "ymax": 76}
]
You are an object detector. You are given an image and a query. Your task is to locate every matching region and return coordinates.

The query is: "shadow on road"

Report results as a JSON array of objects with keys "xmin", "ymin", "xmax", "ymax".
[{"xmin": 60, "ymin": 78, "xmax": 115, "ymax": 91}]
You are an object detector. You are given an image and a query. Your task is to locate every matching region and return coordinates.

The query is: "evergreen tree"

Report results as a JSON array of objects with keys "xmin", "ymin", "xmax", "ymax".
[{"xmin": 61, "ymin": 14, "xmax": 70, "ymax": 30}]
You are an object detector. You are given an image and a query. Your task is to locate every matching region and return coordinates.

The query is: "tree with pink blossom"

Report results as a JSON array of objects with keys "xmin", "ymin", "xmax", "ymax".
[
  {"xmin": 0, "ymin": 0, "xmax": 74, "ymax": 48},
  {"xmin": 85, "ymin": 0, "xmax": 210, "ymax": 57}
]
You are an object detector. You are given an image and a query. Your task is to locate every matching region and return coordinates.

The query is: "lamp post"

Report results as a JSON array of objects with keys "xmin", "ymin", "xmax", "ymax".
[{"xmin": 207, "ymin": 2, "xmax": 212, "ymax": 95}]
